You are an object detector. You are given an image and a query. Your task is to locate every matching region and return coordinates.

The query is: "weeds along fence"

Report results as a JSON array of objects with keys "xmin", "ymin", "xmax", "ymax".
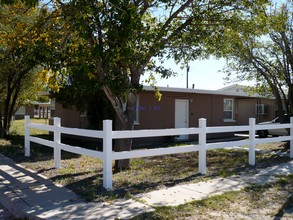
[{"xmin": 24, "ymin": 115, "xmax": 293, "ymax": 189}]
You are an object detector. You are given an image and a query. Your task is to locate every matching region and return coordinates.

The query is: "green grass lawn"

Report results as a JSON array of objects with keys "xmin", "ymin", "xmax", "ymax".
[{"xmin": 10, "ymin": 118, "xmax": 50, "ymax": 136}]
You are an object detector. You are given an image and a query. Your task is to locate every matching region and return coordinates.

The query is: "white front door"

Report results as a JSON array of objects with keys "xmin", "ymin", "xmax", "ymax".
[{"xmin": 175, "ymin": 99, "xmax": 189, "ymax": 140}]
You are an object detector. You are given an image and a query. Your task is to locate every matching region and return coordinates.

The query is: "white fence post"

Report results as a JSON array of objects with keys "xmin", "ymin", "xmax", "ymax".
[
  {"xmin": 290, "ymin": 117, "xmax": 293, "ymax": 158},
  {"xmin": 249, "ymin": 118, "xmax": 256, "ymax": 165},
  {"xmin": 103, "ymin": 120, "xmax": 113, "ymax": 189},
  {"xmin": 24, "ymin": 115, "xmax": 30, "ymax": 157},
  {"xmin": 54, "ymin": 117, "xmax": 61, "ymax": 169},
  {"xmin": 198, "ymin": 118, "xmax": 207, "ymax": 174}
]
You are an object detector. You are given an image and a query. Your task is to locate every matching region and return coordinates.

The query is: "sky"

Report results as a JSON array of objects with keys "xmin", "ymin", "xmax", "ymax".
[
  {"xmin": 141, "ymin": 57, "xmax": 248, "ymax": 91},
  {"xmin": 139, "ymin": 0, "xmax": 286, "ymax": 91}
]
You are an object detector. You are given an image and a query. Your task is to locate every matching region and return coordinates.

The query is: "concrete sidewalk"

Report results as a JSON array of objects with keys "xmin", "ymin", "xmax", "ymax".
[
  {"xmin": 0, "ymin": 154, "xmax": 153, "ymax": 219},
  {"xmin": 0, "ymin": 153, "xmax": 292, "ymax": 219}
]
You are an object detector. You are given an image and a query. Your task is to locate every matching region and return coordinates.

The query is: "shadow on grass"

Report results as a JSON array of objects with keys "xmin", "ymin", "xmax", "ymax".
[
  {"xmin": 54, "ymin": 173, "xmax": 104, "ymax": 202},
  {"xmin": 51, "ymin": 170, "xmax": 92, "ymax": 178},
  {"xmin": 0, "ymin": 134, "xmax": 103, "ymax": 163},
  {"xmin": 71, "ymin": 150, "xmax": 291, "ymax": 202},
  {"xmin": 273, "ymin": 175, "xmax": 293, "ymax": 219},
  {"xmin": 274, "ymin": 195, "xmax": 293, "ymax": 219}
]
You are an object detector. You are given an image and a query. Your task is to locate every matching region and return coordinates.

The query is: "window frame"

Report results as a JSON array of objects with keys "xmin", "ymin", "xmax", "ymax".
[
  {"xmin": 256, "ymin": 104, "xmax": 264, "ymax": 115},
  {"xmin": 223, "ymin": 98, "xmax": 234, "ymax": 122}
]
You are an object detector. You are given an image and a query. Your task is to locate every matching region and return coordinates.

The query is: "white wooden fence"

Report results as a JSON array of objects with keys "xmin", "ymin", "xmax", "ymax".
[{"xmin": 24, "ymin": 115, "xmax": 293, "ymax": 189}]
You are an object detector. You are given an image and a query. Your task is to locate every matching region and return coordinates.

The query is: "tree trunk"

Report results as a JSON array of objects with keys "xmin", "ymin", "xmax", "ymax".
[
  {"xmin": 271, "ymin": 86, "xmax": 286, "ymax": 122},
  {"xmin": 112, "ymin": 93, "xmax": 137, "ymax": 171},
  {"xmin": 113, "ymin": 117, "xmax": 132, "ymax": 171},
  {"xmin": 1, "ymin": 75, "xmax": 22, "ymax": 139},
  {"xmin": 2, "ymin": 88, "xmax": 12, "ymax": 139},
  {"xmin": 288, "ymin": 86, "xmax": 293, "ymax": 116},
  {"xmin": 102, "ymin": 65, "xmax": 143, "ymax": 171},
  {"xmin": 0, "ymin": 111, "xmax": 3, "ymax": 139}
]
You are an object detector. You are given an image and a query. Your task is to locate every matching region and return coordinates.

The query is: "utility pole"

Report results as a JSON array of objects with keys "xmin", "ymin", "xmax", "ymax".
[{"xmin": 186, "ymin": 64, "xmax": 190, "ymax": 88}]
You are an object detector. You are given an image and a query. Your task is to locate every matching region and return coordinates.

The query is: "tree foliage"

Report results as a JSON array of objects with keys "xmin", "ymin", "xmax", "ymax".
[
  {"xmin": 0, "ymin": 2, "xmax": 64, "ymax": 137},
  {"xmin": 54, "ymin": 66, "xmax": 116, "ymax": 130},
  {"xmin": 0, "ymin": 0, "xmax": 38, "ymax": 7},
  {"xmin": 222, "ymin": 1, "xmax": 293, "ymax": 121},
  {"xmin": 51, "ymin": 0, "xmax": 269, "ymax": 169}
]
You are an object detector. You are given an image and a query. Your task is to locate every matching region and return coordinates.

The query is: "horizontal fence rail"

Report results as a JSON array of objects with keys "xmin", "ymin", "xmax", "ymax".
[
  {"xmin": 24, "ymin": 116, "xmax": 293, "ymax": 189},
  {"xmin": 112, "ymin": 127, "xmax": 201, "ymax": 139},
  {"xmin": 30, "ymin": 136, "xmax": 55, "ymax": 148},
  {"xmin": 112, "ymin": 144, "xmax": 200, "ymax": 160},
  {"xmin": 207, "ymin": 125, "xmax": 250, "ymax": 133},
  {"xmin": 60, "ymin": 142, "xmax": 103, "ymax": 159},
  {"xmin": 59, "ymin": 127, "xmax": 104, "ymax": 139},
  {"xmin": 256, "ymin": 123, "xmax": 291, "ymax": 130}
]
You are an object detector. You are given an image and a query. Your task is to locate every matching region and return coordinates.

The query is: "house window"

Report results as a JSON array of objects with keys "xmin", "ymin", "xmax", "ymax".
[
  {"xmin": 256, "ymin": 104, "xmax": 268, "ymax": 115},
  {"xmin": 224, "ymin": 99, "xmax": 233, "ymax": 120}
]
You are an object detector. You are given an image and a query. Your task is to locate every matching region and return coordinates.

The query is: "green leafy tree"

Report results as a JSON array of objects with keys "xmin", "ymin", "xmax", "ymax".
[
  {"xmin": 0, "ymin": 2, "xmax": 65, "ymax": 138},
  {"xmin": 0, "ymin": 0, "xmax": 38, "ymax": 6},
  {"xmin": 53, "ymin": 0, "xmax": 269, "ymax": 170},
  {"xmin": 54, "ymin": 66, "xmax": 116, "ymax": 130},
  {"xmin": 222, "ymin": 2, "xmax": 293, "ymax": 122}
]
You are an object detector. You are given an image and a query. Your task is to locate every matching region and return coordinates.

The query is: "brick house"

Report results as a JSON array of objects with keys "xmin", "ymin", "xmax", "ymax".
[{"xmin": 46, "ymin": 85, "xmax": 276, "ymax": 143}]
